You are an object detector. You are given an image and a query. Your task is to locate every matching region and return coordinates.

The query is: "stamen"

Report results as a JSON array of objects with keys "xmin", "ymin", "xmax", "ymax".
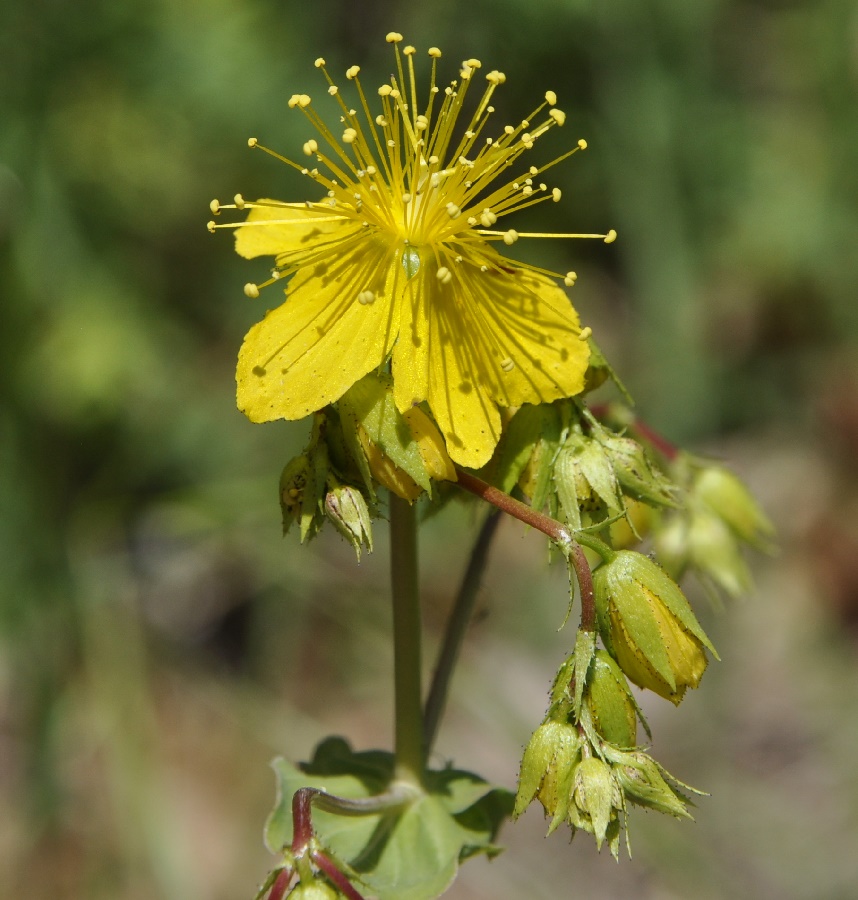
[
  {"xmin": 579, "ymin": 326, "xmax": 593, "ymax": 340},
  {"xmin": 436, "ymin": 266, "xmax": 453, "ymax": 284},
  {"xmin": 565, "ymin": 271, "xmax": 578, "ymax": 286},
  {"xmin": 500, "ymin": 357, "xmax": 515, "ymax": 372},
  {"xmin": 357, "ymin": 290, "xmax": 376, "ymax": 305},
  {"xmin": 210, "ymin": 199, "xmax": 220, "ymax": 214},
  {"xmin": 244, "ymin": 283, "xmax": 260, "ymax": 298}
]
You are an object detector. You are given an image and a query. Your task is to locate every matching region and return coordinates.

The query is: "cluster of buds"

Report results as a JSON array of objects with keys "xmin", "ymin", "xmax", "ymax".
[
  {"xmin": 278, "ymin": 372, "xmax": 456, "ymax": 557},
  {"xmin": 654, "ymin": 456, "xmax": 776, "ymax": 601},
  {"xmin": 515, "ymin": 645, "xmax": 699, "ymax": 857},
  {"xmin": 488, "ymin": 400, "xmax": 676, "ymax": 534}
]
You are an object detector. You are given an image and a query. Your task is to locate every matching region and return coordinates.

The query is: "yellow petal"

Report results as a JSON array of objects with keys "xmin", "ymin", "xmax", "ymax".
[
  {"xmin": 235, "ymin": 201, "xmax": 357, "ymax": 260},
  {"xmin": 237, "ymin": 236, "xmax": 400, "ymax": 422},
  {"xmin": 455, "ymin": 259, "xmax": 590, "ymax": 407},
  {"xmin": 421, "ymin": 274, "xmax": 502, "ymax": 469}
]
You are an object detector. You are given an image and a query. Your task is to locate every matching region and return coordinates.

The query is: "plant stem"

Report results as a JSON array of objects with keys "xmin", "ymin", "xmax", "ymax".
[
  {"xmin": 423, "ymin": 510, "xmax": 501, "ymax": 755},
  {"xmin": 568, "ymin": 543, "xmax": 596, "ymax": 633},
  {"xmin": 454, "ymin": 469, "xmax": 572, "ymax": 545},
  {"xmin": 389, "ymin": 494, "xmax": 425, "ymax": 786}
]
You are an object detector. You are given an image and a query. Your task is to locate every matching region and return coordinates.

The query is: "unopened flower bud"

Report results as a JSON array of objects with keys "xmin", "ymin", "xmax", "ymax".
[
  {"xmin": 594, "ymin": 429, "xmax": 676, "ymax": 507},
  {"xmin": 586, "ymin": 650, "xmax": 638, "ymax": 747},
  {"xmin": 514, "ymin": 720, "xmax": 581, "ymax": 828},
  {"xmin": 602, "ymin": 745, "xmax": 695, "ymax": 819},
  {"xmin": 324, "ymin": 479, "xmax": 373, "ymax": 557},
  {"xmin": 553, "ymin": 432, "xmax": 622, "ymax": 530},
  {"xmin": 694, "ymin": 465, "xmax": 775, "ymax": 549},
  {"xmin": 593, "ymin": 550, "xmax": 717, "ymax": 704},
  {"xmin": 568, "ymin": 756, "xmax": 620, "ymax": 849},
  {"xmin": 687, "ymin": 509, "xmax": 752, "ymax": 599},
  {"xmin": 288, "ymin": 879, "xmax": 340, "ymax": 900}
]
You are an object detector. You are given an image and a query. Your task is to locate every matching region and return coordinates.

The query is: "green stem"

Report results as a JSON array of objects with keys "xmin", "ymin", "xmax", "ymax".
[
  {"xmin": 389, "ymin": 494, "xmax": 425, "ymax": 786},
  {"xmin": 424, "ymin": 510, "xmax": 501, "ymax": 755}
]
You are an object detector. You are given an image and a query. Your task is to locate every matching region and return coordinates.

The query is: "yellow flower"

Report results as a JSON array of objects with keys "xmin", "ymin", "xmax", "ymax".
[{"xmin": 210, "ymin": 35, "xmax": 615, "ymax": 468}]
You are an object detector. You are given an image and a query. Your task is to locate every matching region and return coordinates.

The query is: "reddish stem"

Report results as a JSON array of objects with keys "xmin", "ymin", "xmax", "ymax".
[
  {"xmin": 269, "ymin": 867, "xmax": 293, "ymax": 900},
  {"xmin": 454, "ymin": 469, "xmax": 571, "ymax": 544},
  {"xmin": 589, "ymin": 403, "xmax": 679, "ymax": 461},
  {"xmin": 568, "ymin": 542, "xmax": 596, "ymax": 633},
  {"xmin": 291, "ymin": 788, "xmax": 316, "ymax": 854},
  {"xmin": 312, "ymin": 850, "xmax": 368, "ymax": 900}
]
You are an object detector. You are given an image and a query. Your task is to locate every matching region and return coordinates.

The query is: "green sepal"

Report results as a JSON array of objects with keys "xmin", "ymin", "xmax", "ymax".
[
  {"xmin": 340, "ymin": 373, "xmax": 430, "ymax": 492},
  {"xmin": 572, "ymin": 628, "xmax": 596, "ymax": 717},
  {"xmin": 586, "ymin": 651, "xmax": 638, "ymax": 747},
  {"xmin": 253, "ymin": 867, "xmax": 285, "ymax": 900},
  {"xmin": 490, "ymin": 404, "xmax": 561, "ymax": 505},
  {"xmin": 582, "ymin": 336, "xmax": 633, "ymax": 405},
  {"xmin": 301, "ymin": 436, "xmax": 330, "ymax": 543},
  {"xmin": 266, "ymin": 737, "xmax": 512, "ymax": 900},
  {"xmin": 571, "ymin": 757, "xmax": 617, "ymax": 849},
  {"xmin": 586, "ymin": 416, "xmax": 677, "ymax": 508},
  {"xmin": 553, "ymin": 445, "xmax": 584, "ymax": 530}
]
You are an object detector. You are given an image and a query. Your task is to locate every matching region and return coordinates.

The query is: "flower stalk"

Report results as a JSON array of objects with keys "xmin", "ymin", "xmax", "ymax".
[{"xmin": 389, "ymin": 494, "xmax": 425, "ymax": 786}]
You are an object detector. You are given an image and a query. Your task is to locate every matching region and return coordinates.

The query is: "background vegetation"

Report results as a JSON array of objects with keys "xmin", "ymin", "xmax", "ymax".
[{"xmin": 2, "ymin": 0, "xmax": 858, "ymax": 897}]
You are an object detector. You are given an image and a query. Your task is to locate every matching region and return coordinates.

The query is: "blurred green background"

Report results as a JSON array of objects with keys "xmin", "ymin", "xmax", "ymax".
[{"xmin": 2, "ymin": 0, "xmax": 858, "ymax": 897}]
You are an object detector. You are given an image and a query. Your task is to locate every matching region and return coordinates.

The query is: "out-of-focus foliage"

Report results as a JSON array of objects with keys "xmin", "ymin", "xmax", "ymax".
[{"xmin": 2, "ymin": 0, "xmax": 857, "ymax": 897}]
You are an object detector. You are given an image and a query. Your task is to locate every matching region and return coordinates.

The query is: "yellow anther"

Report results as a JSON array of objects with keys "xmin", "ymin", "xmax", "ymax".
[
  {"xmin": 504, "ymin": 125, "xmax": 514, "ymax": 135},
  {"xmin": 342, "ymin": 128, "xmax": 357, "ymax": 144},
  {"xmin": 314, "ymin": 57, "xmax": 326, "ymax": 67},
  {"xmin": 328, "ymin": 85, "xmax": 338, "ymax": 95},
  {"xmin": 479, "ymin": 209, "xmax": 497, "ymax": 227},
  {"xmin": 415, "ymin": 114, "xmax": 428, "ymax": 130},
  {"xmin": 247, "ymin": 137, "xmax": 258, "ymax": 147},
  {"xmin": 521, "ymin": 134, "xmax": 534, "ymax": 149},
  {"xmin": 346, "ymin": 65, "xmax": 360, "ymax": 79},
  {"xmin": 366, "ymin": 165, "xmax": 377, "ymax": 175},
  {"xmin": 500, "ymin": 357, "xmax": 515, "ymax": 372},
  {"xmin": 467, "ymin": 216, "xmax": 477, "ymax": 226},
  {"xmin": 545, "ymin": 90, "xmax": 557, "ymax": 106},
  {"xmin": 436, "ymin": 266, "xmax": 453, "ymax": 285},
  {"xmin": 404, "ymin": 45, "xmax": 416, "ymax": 55},
  {"xmin": 390, "ymin": 88, "xmax": 401, "ymax": 99},
  {"xmin": 466, "ymin": 58, "xmax": 481, "ymax": 68},
  {"xmin": 428, "ymin": 47, "xmax": 442, "ymax": 58},
  {"xmin": 378, "ymin": 84, "xmax": 392, "ymax": 97},
  {"xmin": 206, "ymin": 220, "xmax": 216, "ymax": 233},
  {"xmin": 549, "ymin": 108, "xmax": 566, "ymax": 126},
  {"xmin": 402, "ymin": 192, "xmax": 412, "ymax": 204},
  {"xmin": 386, "ymin": 32, "xmax": 403, "ymax": 43},
  {"xmin": 234, "ymin": 193, "xmax": 246, "ymax": 209},
  {"xmin": 303, "ymin": 139, "xmax": 319, "ymax": 156},
  {"xmin": 529, "ymin": 166, "xmax": 538, "ymax": 175},
  {"xmin": 209, "ymin": 199, "xmax": 220, "ymax": 215},
  {"xmin": 376, "ymin": 115, "xmax": 388, "ymax": 126},
  {"xmin": 564, "ymin": 271, "xmax": 578, "ymax": 286},
  {"xmin": 579, "ymin": 326, "xmax": 593, "ymax": 341},
  {"xmin": 503, "ymin": 229, "xmax": 519, "ymax": 245},
  {"xmin": 604, "ymin": 229, "xmax": 617, "ymax": 244},
  {"xmin": 445, "ymin": 202, "xmax": 461, "ymax": 218},
  {"xmin": 552, "ymin": 187, "xmax": 562, "ymax": 202},
  {"xmin": 522, "ymin": 185, "xmax": 533, "ymax": 195},
  {"xmin": 428, "ymin": 155, "xmax": 439, "ymax": 165},
  {"xmin": 357, "ymin": 290, "xmax": 376, "ymax": 305},
  {"xmin": 578, "ymin": 138, "xmax": 588, "ymax": 150},
  {"xmin": 244, "ymin": 283, "xmax": 260, "ymax": 299}
]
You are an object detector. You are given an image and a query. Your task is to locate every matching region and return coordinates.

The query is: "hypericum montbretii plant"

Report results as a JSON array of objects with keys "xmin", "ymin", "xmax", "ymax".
[{"xmin": 209, "ymin": 33, "xmax": 774, "ymax": 900}]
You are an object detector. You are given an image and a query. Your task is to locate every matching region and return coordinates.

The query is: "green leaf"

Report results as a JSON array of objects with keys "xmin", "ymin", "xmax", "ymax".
[
  {"xmin": 340, "ymin": 374, "xmax": 430, "ymax": 491},
  {"xmin": 266, "ymin": 738, "xmax": 513, "ymax": 900}
]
